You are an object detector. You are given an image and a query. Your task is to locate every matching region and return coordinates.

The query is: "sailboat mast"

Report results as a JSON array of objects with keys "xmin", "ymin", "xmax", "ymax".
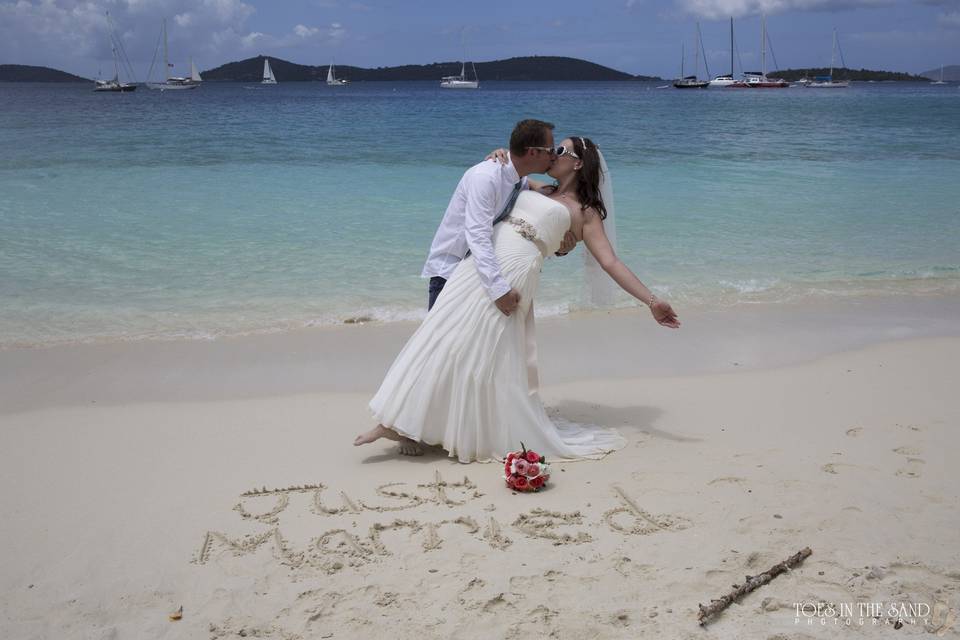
[
  {"xmin": 730, "ymin": 17, "xmax": 734, "ymax": 77},
  {"xmin": 830, "ymin": 28, "xmax": 836, "ymax": 77},
  {"xmin": 680, "ymin": 42, "xmax": 684, "ymax": 78},
  {"xmin": 163, "ymin": 19, "xmax": 170, "ymax": 81},
  {"xmin": 694, "ymin": 22, "xmax": 700, "ymax": 79},
  {"xmin": 760, "ymin": 14, "xmax": 766, "ymax": 77}
]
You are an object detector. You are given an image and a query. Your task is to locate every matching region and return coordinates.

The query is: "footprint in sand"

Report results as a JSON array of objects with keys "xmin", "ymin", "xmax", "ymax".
[
  {"xmin": 891, "ymin": 445, "xmax": 925, "ymax": 478},
  {"xmin": 896, "ymin": 423, "xmax": 925, "ymax": 432},
  {"xmin": 708, "ymin": 476, "xmax": 748, "ymax": 486},
  {"xmin": 895, "ymin": 457, "xmax": 925, "ymax": 479},
  {"xmin": 820, "ymin": 462, "xmax": 861, "ymax": 475},
  {"xmin": 845, "ymin": 426, "xmax": 863, "ymax": 437},
  {"xmin": 893, "ymin": 445, "xmax": 922, "ymax": 456}
]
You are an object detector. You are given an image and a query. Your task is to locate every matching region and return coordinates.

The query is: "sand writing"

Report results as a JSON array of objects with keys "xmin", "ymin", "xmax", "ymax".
[{"xmin": 197, "ymin": 470, "xmax": 691, "ymax": 573}]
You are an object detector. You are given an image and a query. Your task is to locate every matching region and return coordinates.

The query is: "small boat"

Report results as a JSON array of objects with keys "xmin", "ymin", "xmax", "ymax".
[
  {"xmin": 728, "ymin": 15, "xmax": 789, "ymax": 88},
  {"xmin": 441, "ymin": 32, "xmax": 479, "ymax": 89},
  {"xmin": 326, "ymin": 60, "xmax": 349, "ymax": 85},
  {"xmin": 674, "ymin": 75, "xmax": 709, "ymax": 89},
  {"xmin": 146, "ymin": 19, "xmax": 201, "ymax": 90},
  {"xmin": 94, "ymin": 77, "xmax": 136, "ymax": 92},
  {"xmin": 930, "ymin": 65, "xmax": 947, "ymax": 85},
  {"xmin": 440, "ymin": 61, "xmax": 479, "ymax": 89},
  {"xmin": 262, "ymin": 58, "xmax": 277, "ymax": 84},
  {"xmin": 710, "ymin": 18, "xmax": 738, "ymax": 87},
  {"xmin": 674, "ymin": 24, "xmax": 710, "ymax": 88},
  {"xmin": 807, "ymin": 29, "xmax": 849, "ymax": 88},
  {"xmin": 94, "ymin": 12, "xmax": 136, "ymax": 92}
]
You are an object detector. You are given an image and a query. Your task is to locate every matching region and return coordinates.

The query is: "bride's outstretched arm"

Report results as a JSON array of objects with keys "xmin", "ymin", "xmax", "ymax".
[{"xmin": 582, "ymin": 210, "xmax": 680, "ymax": 328}]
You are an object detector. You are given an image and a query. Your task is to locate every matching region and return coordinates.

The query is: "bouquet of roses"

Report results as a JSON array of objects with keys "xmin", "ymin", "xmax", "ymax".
[{"xmin": 504, "ymin": 442, "xmax": 551, "ymax": 492}]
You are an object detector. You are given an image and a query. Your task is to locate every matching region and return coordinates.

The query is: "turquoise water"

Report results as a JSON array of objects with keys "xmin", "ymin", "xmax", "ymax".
[{"xmin": 1, "ymin": 81, "xmax": 958, "ymax": 347}]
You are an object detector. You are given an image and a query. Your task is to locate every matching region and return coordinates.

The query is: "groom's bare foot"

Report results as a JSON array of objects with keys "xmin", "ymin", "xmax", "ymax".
[
  {"xmin": 353, "ymin": 424, "xmax": 401, "ymax": 447},
  {"xmin": 397, "ymin": 437, "xmax": 424, "ymax": 456}
]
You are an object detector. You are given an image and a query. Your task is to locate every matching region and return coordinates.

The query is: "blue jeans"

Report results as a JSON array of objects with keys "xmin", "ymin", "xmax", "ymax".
[{"xmin": 428, "ymin": 276, "xmax": 447, "ymax": 311}]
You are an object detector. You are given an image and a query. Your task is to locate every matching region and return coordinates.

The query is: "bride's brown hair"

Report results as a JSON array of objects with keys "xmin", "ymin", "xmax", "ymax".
[{"xmin": 566, "ymin": 136, "xmax": 607, "ymax": 220}]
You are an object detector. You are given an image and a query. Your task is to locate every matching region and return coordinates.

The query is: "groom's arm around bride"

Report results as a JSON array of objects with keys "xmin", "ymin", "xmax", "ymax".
[{"xmin": 420, "ymin": 119, "xmax": 558, "ymax": 316}]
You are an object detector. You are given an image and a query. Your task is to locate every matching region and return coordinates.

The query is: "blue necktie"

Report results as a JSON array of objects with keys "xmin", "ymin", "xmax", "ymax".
[{"xmin": 493, "ymin": 181, "xmax": 523, "ymax": 226}]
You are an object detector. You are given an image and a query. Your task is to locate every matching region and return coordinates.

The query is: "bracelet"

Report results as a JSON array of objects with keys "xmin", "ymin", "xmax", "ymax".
[{"xmin": 646, "ymin": 294, "xmax": 659, "ymax": 307}]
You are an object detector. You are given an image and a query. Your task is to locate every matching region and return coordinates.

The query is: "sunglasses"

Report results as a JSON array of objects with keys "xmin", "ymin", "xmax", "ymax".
[
  {"xmin": 526, "ymin": 145, "xmax": 581, "ymax": 159},
  {"xmin": 526, "ymin": 146, "xmax": 557, "ymax": 155},
  {"xmin": 554, "ymin": 146, "xmax": 580, "ymax": 159}
]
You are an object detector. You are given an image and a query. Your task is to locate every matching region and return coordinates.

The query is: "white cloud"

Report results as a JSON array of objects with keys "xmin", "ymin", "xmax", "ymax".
[
  {"xmin": 294, "ymin": 23, "xmax": 320, "ymax": 38},
  {"xmin": 0, "ymin": 0, "xmax": 350, "ymax": 75},
  {"xmin": 676, "ymin": 0, "xmax": 894, "ymax": 19},
  {"xmin": 938, "ymin": 9, "xmax": 960, "ymax": 25}
]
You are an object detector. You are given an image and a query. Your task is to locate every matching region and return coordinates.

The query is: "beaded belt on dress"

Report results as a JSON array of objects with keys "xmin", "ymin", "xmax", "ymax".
[{"xmin": 504, "ymin": 216, "xmax": 548, "ymax": 256}]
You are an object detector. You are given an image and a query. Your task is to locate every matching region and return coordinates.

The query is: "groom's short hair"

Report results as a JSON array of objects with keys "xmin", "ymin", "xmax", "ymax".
[{"xmin": 509, "ymin": 119, "xmax": 555, "ymax": 156}]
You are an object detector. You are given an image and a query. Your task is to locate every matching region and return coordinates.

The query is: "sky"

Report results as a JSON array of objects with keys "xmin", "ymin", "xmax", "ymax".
[{"xmin": 1, "ymin": 0, "xmax": 958, "ymax": 80}]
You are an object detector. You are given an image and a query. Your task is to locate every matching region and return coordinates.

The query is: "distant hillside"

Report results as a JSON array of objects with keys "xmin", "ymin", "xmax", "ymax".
[
  {"xmin": 0, "ymin": 64, "xmax": 88, "ymax": 82},
  {"xmin": 768, "ymin": 67, "xmax": 928, "ymax": 82},
  {"xmin": 919, "ymin": 64, "xmax": 959, "ymax": 82},
  {"xmin": 203, "ymin": 55, "xmax": 662, "ymax": 82}
]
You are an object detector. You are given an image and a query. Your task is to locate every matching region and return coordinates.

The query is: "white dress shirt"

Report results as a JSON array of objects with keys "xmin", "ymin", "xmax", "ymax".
[{"xmin": 421, "ymin": 155, "xmax": 528, "ymax": 301}]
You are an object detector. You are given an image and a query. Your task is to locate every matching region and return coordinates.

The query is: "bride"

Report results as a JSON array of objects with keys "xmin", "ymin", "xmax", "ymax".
[{"xmin": 354, "ymin": 136, "xmax": 680, "ymax": 463}]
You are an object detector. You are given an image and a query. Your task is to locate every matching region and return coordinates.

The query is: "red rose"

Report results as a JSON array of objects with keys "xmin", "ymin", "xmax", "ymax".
[
  {"xmin": 507, "ymin": 452, "xmax": 516, "ymax": 462},
  {"xmin": 525, "ymin": 450, "xmax": 540, "ymax": 463},
  {"xmin": 514, "ymin": 476, "xmax": 528, "ymax": 490},
  {"xmin": 530, "ymin": 476, "xmax": 545, "ymax": 489},
  {"xmin": 526, "ymin": 463, "xmax": 540, "ymax": 477}
]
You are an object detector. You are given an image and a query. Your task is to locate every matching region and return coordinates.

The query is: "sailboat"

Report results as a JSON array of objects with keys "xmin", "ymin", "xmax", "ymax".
[
  {"xmin": 709, "ymin": 17, "xmax": 737, "ymax": 87},
  {"xmin": 440, "ymin": 60, "xmax": 479, "ymax": 89},
  {"xmin": 262, "ymin": 58, "xmax": 277, "ymax": 84},
  {"xmin": 146, "ymin": 19, "xmax": 201, "ymax": 90},
  {"xmin": 327, "ymin": 60, "xmax": 349, "ymax": 85},
  {"xmin": 673, "ymin": 23, "xmax": 709, "ymax": 88},
  {"xmin": 930, "ymin": 65, "xmax": 947, "ymax": 85},
  {"xmin": 441, "ymin": 32, "xmax": 479, "ymax": 89},
  {"xmin": 729, "ymin": 15, "xmax": 789, "ymax": 88},
  {"xmin": 807, "ymin": 29, "xmax": 849, "ymax": 88},
  {"xmin": 94, "ymin": 13, "xmax": 136, "ymax": 92}
]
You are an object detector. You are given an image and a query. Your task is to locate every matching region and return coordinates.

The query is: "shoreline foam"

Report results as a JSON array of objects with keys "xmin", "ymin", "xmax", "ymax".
[{"xmin": 2, "ymin": 295, "xmax": 958, "ymax": 416}]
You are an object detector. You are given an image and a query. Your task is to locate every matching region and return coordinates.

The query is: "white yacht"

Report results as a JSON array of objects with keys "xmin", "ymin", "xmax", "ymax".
[
  {"xmin": 807, "ymin": 29, "xmax": 849, "ymax": 88},
  {"xmin": 327, "ymin": 61, "xmax": 349, "ymax": 85},
  {"xmin": 146, "ymin": 19, "xmax": 201, "ymax": 90},
  {"xmin": 930, "ymin": 65, "xmax": 947, "ymax": 85},
  {"xmin": 262, "ymin": 58, "xmax": 277, "ymax": 84},
  {"xmin": 709, "ymin": 18, "xmax": 738, "ymax": 87},
  {"xmin": 94, "ymin": 12, "xmax": 136, "ymax": 92},
  {"xmin": 441, "ymin": 61, "xmax": 479, "ymax": 89}
]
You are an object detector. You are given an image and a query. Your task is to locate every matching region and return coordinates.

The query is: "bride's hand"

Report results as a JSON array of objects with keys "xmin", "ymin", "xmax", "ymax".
[
  {"xmin": 485, "ymin": 148, "xmax": 509, "ymax": 164},
  {"xmin": 650, "ymin": 299, "xmax": 680, "ymax": 328}
]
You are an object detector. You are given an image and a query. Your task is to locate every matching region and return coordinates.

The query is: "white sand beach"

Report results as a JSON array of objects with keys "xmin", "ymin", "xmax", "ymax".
[{"xmin": 1, "ymin": 298, "xmax": 959, "ymax": 639}]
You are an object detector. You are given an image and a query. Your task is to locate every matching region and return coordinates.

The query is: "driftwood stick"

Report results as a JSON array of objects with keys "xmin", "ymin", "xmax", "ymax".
[{"xmin": 697, "ymin": 546, "xmax": 812, "ymax": 626}]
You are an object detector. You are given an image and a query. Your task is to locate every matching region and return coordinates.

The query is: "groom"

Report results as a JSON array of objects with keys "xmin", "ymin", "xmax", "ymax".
[{"xmin": 421, "ymin": 118, "xmax": 572, "ymax": 315}]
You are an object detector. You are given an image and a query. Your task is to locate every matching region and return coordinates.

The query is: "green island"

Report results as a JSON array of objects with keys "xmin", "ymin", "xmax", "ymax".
[
  {"xmin": 202, "ymin": 55, "xmax": 662, "ymax": 82},
  {"xmin": 0, "ymin": 64, "xmax": 89, "ymax": 82},
  {"xmin": 768, "ymin": 67, "xmax": 929, "ymax": 82}
]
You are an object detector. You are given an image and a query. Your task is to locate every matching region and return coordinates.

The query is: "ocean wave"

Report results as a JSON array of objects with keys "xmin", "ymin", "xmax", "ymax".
[{"xmin": 3, "ymin": 274, "xmax": 959, "ymax": 350}]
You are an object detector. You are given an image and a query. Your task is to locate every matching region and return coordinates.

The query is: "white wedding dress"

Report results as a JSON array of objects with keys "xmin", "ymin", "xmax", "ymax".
[{"xmin": 369, "ymin": 190, "xmax": 628, "ymax": 463}]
